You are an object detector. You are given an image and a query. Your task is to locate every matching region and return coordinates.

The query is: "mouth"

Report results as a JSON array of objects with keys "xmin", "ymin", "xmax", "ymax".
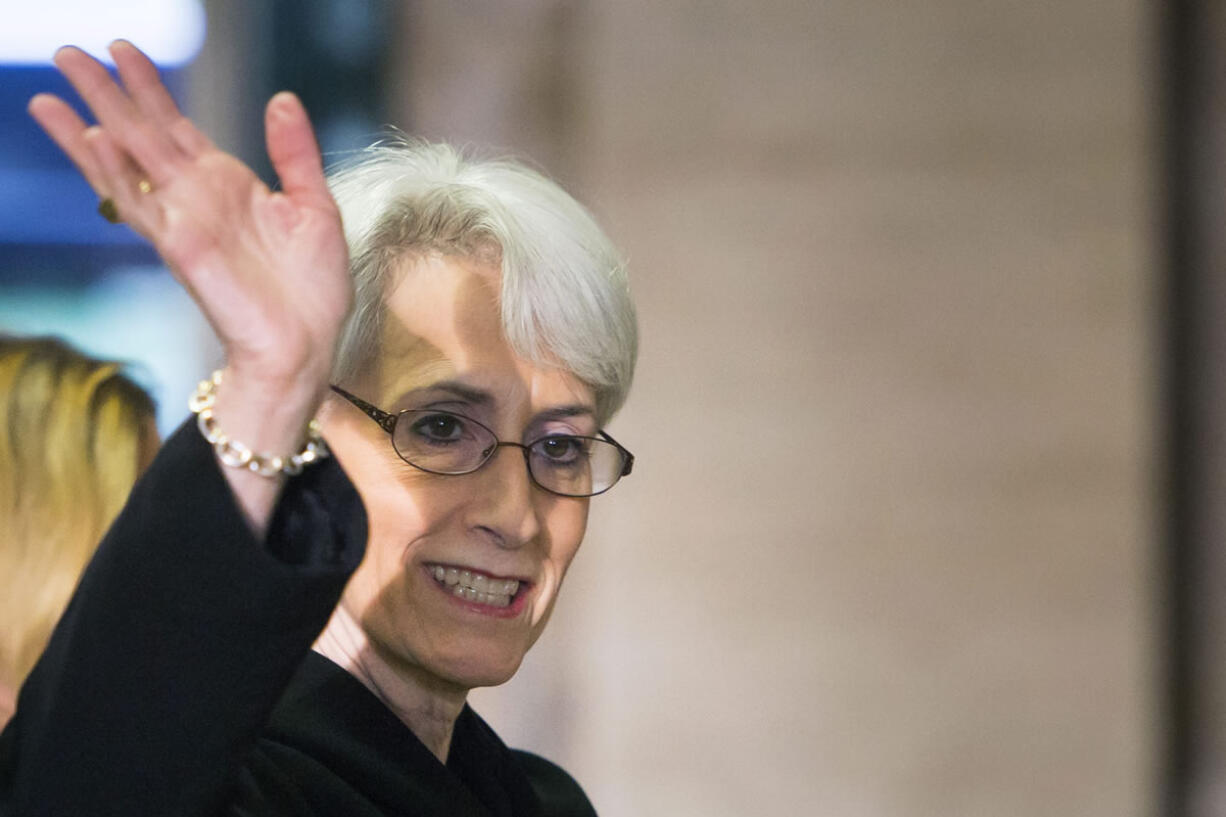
[{"xmin": 425, "ymin": 563, "xmax": 530, "ymax": 612}]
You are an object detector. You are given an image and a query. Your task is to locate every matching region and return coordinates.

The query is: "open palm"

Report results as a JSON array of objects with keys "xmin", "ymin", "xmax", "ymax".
[{"xmin": 29, "ymin": 41, "xmax": 351, "ymax": 386}]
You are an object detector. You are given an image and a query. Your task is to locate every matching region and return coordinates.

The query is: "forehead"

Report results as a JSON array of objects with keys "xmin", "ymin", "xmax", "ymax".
[
  {"xmin": 381, "ymin": 251, "xmax": 502, "ymax": 367},
  {"xmin": 368, "ymin": 253, "xmax": 594, "ymax": 414}
]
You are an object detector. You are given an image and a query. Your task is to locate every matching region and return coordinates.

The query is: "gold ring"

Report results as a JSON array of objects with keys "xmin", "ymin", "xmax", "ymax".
[
  {"xmin": 97, "ymin": 198, "xmax": 121, "ymax": 224},
  {"xmin": 137, "ymin": 179, "xmax": 153, "ymax": 194}
]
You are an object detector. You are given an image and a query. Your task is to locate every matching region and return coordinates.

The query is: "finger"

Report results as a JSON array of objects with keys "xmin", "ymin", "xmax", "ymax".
[
  {"xmin": 109, "ymin": 41, "xmax": 214, "ymax": 158},
  {"xmin": 86, "ymin": 127, "xmax": 162, "ymax": 237},
  {"xmin": 52, "ymin": 46, "xmax": 183, "ymax": 185},
  {"xmin": 169, "ymin": 116, "xmax": 215, "ymax": 156},
  {"xmin": 108, "ymin": 40, "xmax": 182, "ymax": 128},
  {"xmin": 264, "ymin": 93, "xmax": 332, "ymax": 207},
  {"xmin": 28, "ymin": 93, "xmax": 110, "ymax": 194}
]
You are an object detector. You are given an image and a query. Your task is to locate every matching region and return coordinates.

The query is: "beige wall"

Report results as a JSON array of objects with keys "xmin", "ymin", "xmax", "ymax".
[{"xmin": 401, "ymin": 2, "xmax": 1157, "ymax": 814}]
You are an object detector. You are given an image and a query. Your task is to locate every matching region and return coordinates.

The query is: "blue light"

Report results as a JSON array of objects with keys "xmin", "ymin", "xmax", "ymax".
[
  {"xmin": 0, "ymin": 6, "xmax": 205, "ymax": 258},
  {"xmin": 0, "ymin": 1, "xmax": 206, "ymax": 67}
]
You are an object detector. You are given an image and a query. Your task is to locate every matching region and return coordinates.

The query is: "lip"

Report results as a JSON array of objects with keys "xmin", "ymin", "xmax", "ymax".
[{"xmin": 421, "ymin": 562, "xmax": 533, "ymax": 619}]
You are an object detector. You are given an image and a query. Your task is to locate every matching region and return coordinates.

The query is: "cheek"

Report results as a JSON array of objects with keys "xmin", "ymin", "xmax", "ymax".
[
  {"xmin": 336, "ymin": 452, "xmax": 458, "ymax": 612},
  {"xmin": 527, "ymin": 503, "xmax": 589, "ymax": 647},
  {"xmin": 546, "ymin": 502, "xmax": 589, "ymax": 573},
  {"xmin": 330, "ymin": 418, "xmax": 459, "ymax": 549},
  {"xmin": 537, "ymin": 499, "xmax": 590, "ymax": 611}
]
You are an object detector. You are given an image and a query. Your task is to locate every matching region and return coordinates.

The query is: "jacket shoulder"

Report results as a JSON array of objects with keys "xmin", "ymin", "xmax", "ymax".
[{"xmin": 511, "ymin": 750, "xmax": 597, "ymax": 817}]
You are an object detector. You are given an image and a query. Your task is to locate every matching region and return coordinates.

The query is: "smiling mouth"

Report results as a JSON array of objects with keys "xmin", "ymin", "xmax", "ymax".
[{"xmin": 428, "ymin": 565, "xmax": 523, "ymax": 609}]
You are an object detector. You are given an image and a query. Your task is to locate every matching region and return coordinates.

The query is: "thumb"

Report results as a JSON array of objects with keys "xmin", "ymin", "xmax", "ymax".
[{"xmin": 265, "ymin": 92, "xmax": 330, "ymax": 205}]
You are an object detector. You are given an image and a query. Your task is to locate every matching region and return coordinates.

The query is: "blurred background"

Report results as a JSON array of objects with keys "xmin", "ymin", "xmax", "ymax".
[{"xmin": 4, "ymin": 1, "xmax": 1226, "ymax": 815}]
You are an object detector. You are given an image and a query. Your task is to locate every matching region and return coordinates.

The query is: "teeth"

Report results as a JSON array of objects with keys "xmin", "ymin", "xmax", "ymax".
[
  {"xmin": 434, "ymin": 565, "xmax": 518, "ymax": 607},
  {"xmin": 430, "ymin": 568, "xmax": 519, "ymax": 594}
]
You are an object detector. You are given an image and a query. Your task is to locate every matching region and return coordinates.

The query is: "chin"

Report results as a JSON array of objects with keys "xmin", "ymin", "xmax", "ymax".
[
  {"xmin": 432, "ymin": 650, "xmax": 525, "ymax": 690},
  {"xmin": 406, "ymin": 627, "xmax": 532, "ymax": 690}
]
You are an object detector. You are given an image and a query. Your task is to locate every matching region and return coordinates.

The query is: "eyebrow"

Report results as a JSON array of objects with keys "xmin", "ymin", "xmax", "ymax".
[
  {"xmin": 537, "ymin": 405, "xmax": 597, "ymax": 422},
  {"xmin": 420, "ymin": 380, "xmax": 495, "ymax": 407},
  {"xmin": 413, "ymin": 379, "xmax": 597, "ymax": 422}
]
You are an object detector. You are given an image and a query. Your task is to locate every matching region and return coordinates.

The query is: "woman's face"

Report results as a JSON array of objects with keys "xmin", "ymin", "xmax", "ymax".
[{"xmin": 321, "ymin": 252, "xmax": 595, "ymax": 691}]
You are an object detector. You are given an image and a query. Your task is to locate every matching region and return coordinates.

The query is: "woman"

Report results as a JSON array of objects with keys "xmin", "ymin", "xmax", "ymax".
[
  {"xmin": 1, "ymin": 40, "xmax": 635, "ymax": 816},
  {"xmin": 0, "ymin": 336, "xmax": 157, "ymax": 729}
]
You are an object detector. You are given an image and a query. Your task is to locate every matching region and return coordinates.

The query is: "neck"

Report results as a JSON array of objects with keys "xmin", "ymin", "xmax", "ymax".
[
  {"xmin": 313, "ymin": 604, "xmax": 468, "ymax": 763},
  {"xmin": 0, "ymin": 679, "xmax": 14, "ymax": 732}
]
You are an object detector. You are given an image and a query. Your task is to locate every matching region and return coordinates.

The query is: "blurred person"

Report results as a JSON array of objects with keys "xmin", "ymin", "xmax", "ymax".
[
  {"xmin": 1, "ymin": 40, "xmax": 635, "ymax": 816},
  {"xmin": 0, "ymin": 336, "xmax": 157, "ymax": 728}
]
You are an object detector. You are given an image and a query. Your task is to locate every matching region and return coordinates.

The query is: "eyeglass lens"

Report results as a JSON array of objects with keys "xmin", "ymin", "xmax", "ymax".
[{"xmin": 392, "ymin": 409, "xmax": 626, "ymax": 497}]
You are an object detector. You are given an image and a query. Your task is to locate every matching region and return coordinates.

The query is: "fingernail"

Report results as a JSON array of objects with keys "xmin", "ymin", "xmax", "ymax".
[{"xmin": 270, "ymin": 92, "xmax": 301, "ymax": 116}]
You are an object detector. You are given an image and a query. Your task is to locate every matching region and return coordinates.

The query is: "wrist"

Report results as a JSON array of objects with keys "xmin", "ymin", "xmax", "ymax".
[
  {"xmin": 189, "ymin": 367, "xmax": 330, "ymax": 540},
  {"xmin": 204, "ymin": 367, "xmax": 328, "ymax": 468},
  {"xmin": 224, "ymin": 355, "xmax": 331, "ymax": 405}
]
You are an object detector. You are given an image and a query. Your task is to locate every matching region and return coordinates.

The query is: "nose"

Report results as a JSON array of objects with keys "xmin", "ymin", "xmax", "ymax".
[{"xmin": 465, "ymin": 444, "xmax": 541, "ymax": 549}]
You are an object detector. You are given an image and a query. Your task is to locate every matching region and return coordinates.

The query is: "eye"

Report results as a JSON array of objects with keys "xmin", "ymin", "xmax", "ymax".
[
  {"xmin": 408, "ymin": 412, "xmax": 467, "ymax": 444},
  {"xmin": 533, "ymin": 435, "xmax": 588, "ymax": 465}
]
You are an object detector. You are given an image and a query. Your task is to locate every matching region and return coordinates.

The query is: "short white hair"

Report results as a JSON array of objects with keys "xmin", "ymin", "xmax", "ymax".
[{"xmin": 326, "ymin": 137, "xmax": 637, "ymax": 424}]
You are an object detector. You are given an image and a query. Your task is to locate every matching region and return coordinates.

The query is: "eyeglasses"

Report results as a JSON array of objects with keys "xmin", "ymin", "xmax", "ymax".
[{"xmin": 329, "ymin": 385, "xmax": 634, "ymax": 498}]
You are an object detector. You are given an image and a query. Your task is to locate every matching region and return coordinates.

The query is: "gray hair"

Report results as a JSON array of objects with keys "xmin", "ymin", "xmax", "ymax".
[{"xmin": 326, "ymin": 138, "xmax": 637, "ymax": 424}]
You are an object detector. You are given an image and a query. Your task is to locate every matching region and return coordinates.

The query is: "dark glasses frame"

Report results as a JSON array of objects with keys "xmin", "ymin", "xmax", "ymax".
[{"xmin": 328, "ymin": 384, "xmax": 634, "ymax": 497}]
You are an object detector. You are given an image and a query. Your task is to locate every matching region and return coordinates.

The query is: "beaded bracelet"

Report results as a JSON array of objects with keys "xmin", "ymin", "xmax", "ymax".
[{"xmin": 188, "ymin": 370, "xmax": 329, "ymax": 478}]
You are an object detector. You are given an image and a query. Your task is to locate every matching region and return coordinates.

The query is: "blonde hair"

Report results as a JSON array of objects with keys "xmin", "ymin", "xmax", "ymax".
[
  {"xmin": 326, "ymin": 137, "xmax": 638, "ymax": 425},
  {"xmin": 0, "ymin": 336, "xmax": 155, "ymax": 690}
]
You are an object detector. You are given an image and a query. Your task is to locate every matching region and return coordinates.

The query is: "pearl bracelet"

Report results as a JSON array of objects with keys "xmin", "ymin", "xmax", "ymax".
[{"xmin": 188, "ymin": 370, "xmax": 329, "ymax": 478}]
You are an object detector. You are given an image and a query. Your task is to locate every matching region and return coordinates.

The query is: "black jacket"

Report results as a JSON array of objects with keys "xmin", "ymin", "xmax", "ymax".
[{"xmin": 0, "ymin": 421, "xmax": 595, "ymax": 817}]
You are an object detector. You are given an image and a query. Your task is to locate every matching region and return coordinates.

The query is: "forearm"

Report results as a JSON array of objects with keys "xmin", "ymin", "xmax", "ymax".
[{"xmin": 0, "ymin": 421, "xmax": 366, "ymax": 816}]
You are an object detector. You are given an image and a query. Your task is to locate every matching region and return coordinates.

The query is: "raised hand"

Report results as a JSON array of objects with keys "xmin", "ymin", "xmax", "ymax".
[
  {"xmin": 28, "ymin": 40, "xmax": 352, "ymax": 390},
  {"xmin": 29, "ymin": 40, "xmax": 355, "ymax": 533}
]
